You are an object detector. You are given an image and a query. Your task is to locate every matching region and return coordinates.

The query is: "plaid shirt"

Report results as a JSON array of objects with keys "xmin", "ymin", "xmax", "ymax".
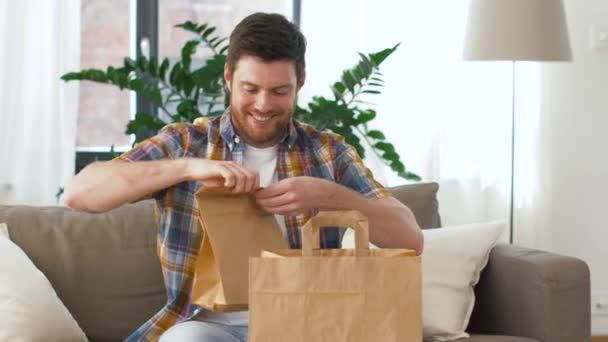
[{"xmin": 117, "ymin": 110, "xmax": 389, "ymax": 341}]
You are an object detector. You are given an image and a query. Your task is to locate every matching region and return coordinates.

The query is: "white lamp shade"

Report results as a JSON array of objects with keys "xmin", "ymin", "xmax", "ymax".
[{"xmin": 463, "ymin": 0, "xmax": 572, "ymax": 61}]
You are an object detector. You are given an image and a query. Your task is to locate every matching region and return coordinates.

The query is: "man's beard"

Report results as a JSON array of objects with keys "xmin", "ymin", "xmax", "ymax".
[{"xmin": 230, "ymin": 105, "xmax": 291, "ymax": 147}]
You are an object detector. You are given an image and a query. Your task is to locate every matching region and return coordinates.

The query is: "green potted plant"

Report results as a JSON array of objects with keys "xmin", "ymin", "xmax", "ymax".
[{"xmin": 62, "ymin": 21, "xmax": 420, "ymax": 181}]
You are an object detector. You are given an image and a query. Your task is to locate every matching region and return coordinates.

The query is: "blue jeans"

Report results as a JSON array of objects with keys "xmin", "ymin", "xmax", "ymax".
[{"xmin": 158, "ymin": 320, "xmax": 248, "ymax": 342}]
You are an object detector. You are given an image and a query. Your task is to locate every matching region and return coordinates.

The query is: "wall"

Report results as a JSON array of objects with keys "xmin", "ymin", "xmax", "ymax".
[{"xmin": 541, "ymin": 0, "xmax": 608, "ymax": 334}]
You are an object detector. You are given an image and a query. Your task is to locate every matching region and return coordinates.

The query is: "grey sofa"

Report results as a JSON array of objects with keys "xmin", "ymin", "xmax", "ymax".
[{"xmin": 0, "ymin": 183, "xmax": 590, "ymax": 341}]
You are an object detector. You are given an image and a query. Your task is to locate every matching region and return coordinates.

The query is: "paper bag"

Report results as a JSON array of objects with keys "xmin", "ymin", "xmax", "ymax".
[
  {"xmin": 191, "ymin": 187, "xmax": 288, "ymax": 312},
  {"xmin": 249, "ymin": 210, "xmax": 422, "ymax": 342}
]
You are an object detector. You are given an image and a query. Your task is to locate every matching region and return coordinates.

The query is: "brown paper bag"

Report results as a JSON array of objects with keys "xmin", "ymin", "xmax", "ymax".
[
  {"xmin": 249, "ymin": 210, "xmax": 422, "ymax": 342},
  {"xmin": 191, "ymin": 187, "xmax": 288, "ymax": 312}
]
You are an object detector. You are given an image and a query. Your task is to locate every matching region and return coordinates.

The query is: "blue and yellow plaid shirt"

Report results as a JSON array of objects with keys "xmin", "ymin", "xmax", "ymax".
[{"xmin": 117, "ymin": 110, "xmax": 389, "ymax": 341}]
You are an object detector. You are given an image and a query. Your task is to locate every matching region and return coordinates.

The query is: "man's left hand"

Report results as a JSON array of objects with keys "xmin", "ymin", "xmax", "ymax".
[{"xmin": 254, "ymin": 176, "xmax": 328, "ymax": 216}]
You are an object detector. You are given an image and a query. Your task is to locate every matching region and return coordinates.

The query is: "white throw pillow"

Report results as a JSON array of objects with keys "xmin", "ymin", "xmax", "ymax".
[
  {"xmin": 420, "ymin": 221, "xmax": 504, "ymax": 341},
  {"xmin": 0, "ymin": 222, "xmax": 88, "ymax": 342},
  {"xmin": 342, "ymin": 221, "xmax": 504, "ymax": 341}
]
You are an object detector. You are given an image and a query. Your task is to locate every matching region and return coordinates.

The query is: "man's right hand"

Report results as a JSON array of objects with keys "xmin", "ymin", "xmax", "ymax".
[
  {"xmin": 65, "ymin": 158, "xmax": 260, "ymax": 213},
  {"xmin": 183, "ymin": 158, "xmax": 260, "ymax": 193}
]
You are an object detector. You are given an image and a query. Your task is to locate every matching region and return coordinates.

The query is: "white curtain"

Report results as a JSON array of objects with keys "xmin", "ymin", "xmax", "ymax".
[
  {"xmin": 300, "ymin": 0, "xmax": 548, "ymax": 248},
  {"xmin": 0, "ymin": 0, "xmax": 81, "ymax": 206}
]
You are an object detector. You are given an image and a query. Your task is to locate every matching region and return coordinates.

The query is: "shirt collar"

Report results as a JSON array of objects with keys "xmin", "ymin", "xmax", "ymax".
[{"xmin": 219, "ymin": 107, "xmax": 298, "ymax": 149}]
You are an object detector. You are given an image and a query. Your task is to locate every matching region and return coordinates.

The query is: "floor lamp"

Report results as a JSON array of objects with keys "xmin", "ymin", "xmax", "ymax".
[{"xmin": 463, "ymin": 0, "xmax": 572, "ymax": 244}]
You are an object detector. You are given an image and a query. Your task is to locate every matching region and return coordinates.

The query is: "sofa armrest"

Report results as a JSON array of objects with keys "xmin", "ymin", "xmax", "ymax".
[{"xmin": 467, "ymin": 243, "xmax": 590, "ymax": 342}]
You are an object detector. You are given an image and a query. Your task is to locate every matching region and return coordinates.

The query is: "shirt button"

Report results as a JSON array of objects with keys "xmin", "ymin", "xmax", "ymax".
[{"xmin": 234, "ymin": 136, "xmax": 240, "ymax": 144}]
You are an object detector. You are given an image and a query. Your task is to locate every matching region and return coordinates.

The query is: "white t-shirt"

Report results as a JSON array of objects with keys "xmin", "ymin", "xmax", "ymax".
[
  {"xmin": 199, "ymin": 144, "xmax": 286, "ymax": 326},
  {"xmin": 242, "ymin": 144, "xmax": 288, "ymax": 238}
]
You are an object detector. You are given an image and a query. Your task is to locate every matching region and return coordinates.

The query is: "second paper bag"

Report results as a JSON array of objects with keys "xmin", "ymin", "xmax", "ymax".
[
  {"xmin": 249, "ymin": 210, "xmax": 422, "ymax": 342},
  {"xmin": 192, "ymin": 187, "xmax": 288, "ymax": 312}
]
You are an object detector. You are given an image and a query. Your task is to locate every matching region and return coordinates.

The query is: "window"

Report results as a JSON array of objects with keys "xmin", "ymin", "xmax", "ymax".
[
  {"xmin": 159, "ymin": 0, "xmax": 294, "ymax": 60},
  {"xmin": 78, "ymin": 0, "xmax": 134, "ymax": 151},
  {"xmin": 75, "ymin": 0, "xmax": 298, "ymax": 173}
]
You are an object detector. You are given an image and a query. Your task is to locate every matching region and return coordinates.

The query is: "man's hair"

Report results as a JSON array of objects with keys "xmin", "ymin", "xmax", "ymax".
[{"xmin": 227, "ymin": 13, "xmax": 306, "ymax": 81}]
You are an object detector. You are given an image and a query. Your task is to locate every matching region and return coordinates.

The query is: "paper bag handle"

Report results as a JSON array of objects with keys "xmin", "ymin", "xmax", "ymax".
[{"xmin": 301, "ymin": 210, "xmax": 370, "ymax": 257}]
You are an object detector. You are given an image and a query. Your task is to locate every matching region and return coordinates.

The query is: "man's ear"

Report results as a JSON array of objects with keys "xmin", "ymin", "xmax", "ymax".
[
  {"xmin": 224, "ymin": 64, "xmax": 232, "ymax": 92},
  {"xmin": 297, "ymin": 72, "xmax": 306, "ymax": 91}
]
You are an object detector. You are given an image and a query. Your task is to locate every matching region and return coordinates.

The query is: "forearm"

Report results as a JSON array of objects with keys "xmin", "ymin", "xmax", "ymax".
[
  {"xmin": 64, "ymin": 159, "xmax": 189, "ymax": 212},
  {"xmin": 317, "ymin": 180, "xmax": 423, "ymax": 255}
]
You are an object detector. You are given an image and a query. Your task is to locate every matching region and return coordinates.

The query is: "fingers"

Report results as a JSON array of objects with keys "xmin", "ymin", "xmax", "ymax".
[
  {"xmin": 256, "ymin": 189, "xmax": 302, "ymax": 216},
  {"xmin": 254, "ymin": 180, "xmax": 291, "ymax": 199},
  {"xmin": 221, "ymin": 163, "xmax": 247, "ymax": 193},
  {"xmin": 256, "ymin": 191, "xmax": 294, "ymax": 208},
  {"xmin": 259, "ymin": 202, "xmax": 301, "ymax": 216},
  {"xmin": 203, "ymin": 177, "xmax": 225, "ymax": 187},
  {"xmin": 192, "ymin": 159, "xmax": 258, "ymax": 193},
  {"xmin": 218, "ymin": 162, "xmax": 259, "ymax": 193}
]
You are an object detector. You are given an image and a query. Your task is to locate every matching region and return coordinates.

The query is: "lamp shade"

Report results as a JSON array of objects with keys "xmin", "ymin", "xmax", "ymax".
[{"xmin": 463, "ymin": 0, "xmax": 572, "ymax": 61}]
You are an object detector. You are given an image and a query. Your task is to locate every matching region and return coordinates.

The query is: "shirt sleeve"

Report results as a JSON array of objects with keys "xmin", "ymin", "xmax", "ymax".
[
  {"xmin": 115, "ymin": 124, "xmax": 187, "ymax": 162},
  {"xmin": 113, "ymin": 124, "xmax": 188, "ymax": 200},
  {"xmin": 334, "ymin": 138, "xmax": 390, "ymax": 200}
]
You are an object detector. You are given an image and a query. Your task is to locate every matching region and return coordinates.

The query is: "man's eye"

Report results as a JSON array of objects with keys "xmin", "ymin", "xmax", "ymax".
[
  {"xmin": 274, "ymin": 90, "xmax": 288, "ymax": 96},
  {"xmin": 244, "ymin": 88, "xmax": 257, "ymax": 93}
]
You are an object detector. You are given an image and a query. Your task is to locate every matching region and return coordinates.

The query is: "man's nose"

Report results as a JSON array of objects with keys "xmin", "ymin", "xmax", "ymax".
[{"xmin": 253, "ymin": 93, "xmax": 272, "ymax": 113}]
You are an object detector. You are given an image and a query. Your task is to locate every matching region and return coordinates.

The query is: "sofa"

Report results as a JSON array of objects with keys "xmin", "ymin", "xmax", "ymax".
[{"xmin": 0, "ymin": 183, "xmax": 590, "ymax": 342}]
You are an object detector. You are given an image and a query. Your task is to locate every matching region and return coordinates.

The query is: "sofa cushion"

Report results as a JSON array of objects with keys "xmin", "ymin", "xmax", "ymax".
[
  {"xmin": 0, "ymin": 201, "xmax": 164, "ymax": 342},
  {"xmin": 0, "ymin": 223, "xmax": 88, "ymax": 341},
  {"xmin": 422, "ymin": 222, "xmax": 504, "ymax": 341},
  {"xmin": 388, "ymin": 182, "xmax": 442, "ymax": 229}
]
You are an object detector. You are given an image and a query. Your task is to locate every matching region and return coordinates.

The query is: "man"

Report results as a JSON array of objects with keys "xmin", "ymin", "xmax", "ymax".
[{"xmin": 65, "ymin": 12, "xmax": 423, "ymax": 342}]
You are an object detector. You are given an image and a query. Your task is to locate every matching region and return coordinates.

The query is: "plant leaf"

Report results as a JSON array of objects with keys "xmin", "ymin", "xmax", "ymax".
[
  {"xmin": 356, "ymin": 109, "xmax": 376, "ymax": 123},
  {"xmin": 148, "ymin": 57, "xmax": 158, "ymax": 76},
  {"xmin": 399, "ymin": 171, "xmax": 422, "ymax": 181},
  {"xmin": 124, "ymin": 57, "xmax": 137, "ymax": 70},
  {"xmin": 196, "ymin": 23, "xmax": 208, "ymax": 34},
  {"xmin": 149, "ymin": 88, "xmax": 162, "ymax": 106},
  {"xmin": 353, "ymin": 66, "xmax": 363, "ymax": 84},
  {"xmin": 362, "ymin": 89, "xmax": 381, "ymax": 95},
  {"xmin": 357, "ymin": 52, "xmax": 371, "ymax": 65},
  {"xmin": 181, "ymin": 39, "xmax": 200, "ymax": 70},
  {"xmin": 175, "ymin": 21, "xmax": 199, "ymax": 34},
  {"xmin": 60, "ymin": 69, "xmax": 109, "ymax": 83},
  {"xmin": 369, "ymin": 43, "xmax": 400, "ymax": 66},
  {"xmin": 342, "ymin": 71, "xmax": 356, "ymax": 93},
  {"xmin": 382, "ymin": 151, "xmax": 400, "ymax": 160},
  {"xmin": 374, "ymin": 141, "xmax": 395, "ymax": 153},
  {"xmin": 212, "ymin": 37, "xmax": 228, "ymax": 49},
  {"xmin": 136, "ymin": 56, "xmax": 148, "ymax": 71},
  {"xmin": 169, "ymin": 62, "xmax": 182, "ymax": 87},
  {"xmin": 202, "ymin": 27, "xmax": 216, "ymax": 39},
  {"xmin": 129, "ymin": 79, "xmax": 144, "ymax": 92},
  {"xmin": 159, "ymin": 58, "xmax": 170, "ymax": 80},
  {"xmin": 125, "ymin": 113, "xmax": 167, "ymax": 135},
  {"xmin": 358, "ymin": 60, "xmax": 372, "ymax": 77},
  {"xmin": 367, "ymin": 129, "xmax": 386, "ymax": 140}
]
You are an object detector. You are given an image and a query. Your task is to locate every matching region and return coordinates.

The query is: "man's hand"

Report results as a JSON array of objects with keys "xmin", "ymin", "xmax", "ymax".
[
  {"xmin": 184, "ymin": 158, "xmax": 260, "ymax": 193},
  {"xmin": 254, "ymin": 176, "xmax": 327, "ymax": 215}
]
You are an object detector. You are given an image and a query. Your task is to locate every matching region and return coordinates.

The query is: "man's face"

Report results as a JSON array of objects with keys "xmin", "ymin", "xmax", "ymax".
[{"xmin": 225, "ymin": 55, "xmax": 304, "ymax": 148}]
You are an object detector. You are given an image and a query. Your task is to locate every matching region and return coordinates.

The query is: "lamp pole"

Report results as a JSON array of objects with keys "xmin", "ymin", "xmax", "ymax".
[{"xmin": 509, "ymin": 61, "xmax": 516, "ymax": 244}]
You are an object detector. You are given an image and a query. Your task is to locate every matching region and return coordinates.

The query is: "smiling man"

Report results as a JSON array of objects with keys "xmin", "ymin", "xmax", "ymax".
[{"xmin": 64, "ymin": 12, "xmax": 422, "ymax": 342}]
